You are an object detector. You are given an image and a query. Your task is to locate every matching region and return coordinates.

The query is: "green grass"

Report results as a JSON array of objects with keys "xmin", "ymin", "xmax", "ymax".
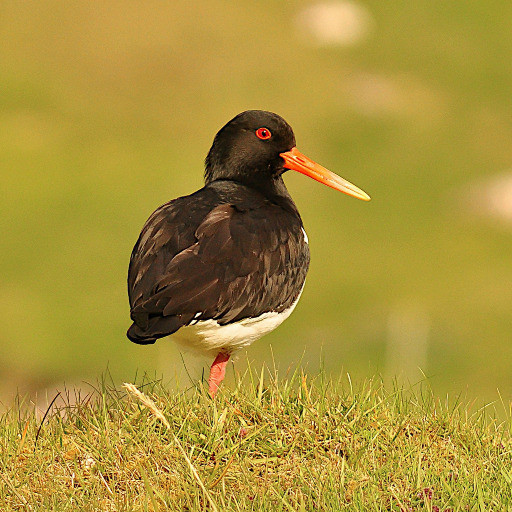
[{"xmin": 2, "ymin": 369, "xmax": 511, "ymax": 511}]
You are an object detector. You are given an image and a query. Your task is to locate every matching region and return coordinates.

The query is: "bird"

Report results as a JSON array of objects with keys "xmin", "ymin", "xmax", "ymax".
[{"xmin": 127, "ymin": 110, "xmax": 370, "ymax": 397}]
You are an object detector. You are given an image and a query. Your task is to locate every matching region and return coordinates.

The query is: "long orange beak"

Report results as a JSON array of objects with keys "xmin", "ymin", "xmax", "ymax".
[{"xmin": 280, "ymin": 147, "xmax": 371, "ymax": 201}]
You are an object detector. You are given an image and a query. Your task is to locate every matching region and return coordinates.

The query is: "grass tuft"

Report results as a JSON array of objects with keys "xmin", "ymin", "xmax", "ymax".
[{"xmin": 1, "ymin": 368, "xmax": 511, "ymax": 511}]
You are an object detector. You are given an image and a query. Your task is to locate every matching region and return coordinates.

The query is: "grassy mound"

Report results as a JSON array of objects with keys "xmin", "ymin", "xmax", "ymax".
[{"xmin": 2, "ymin": 369, "xmax": 511, "ymax": 511}]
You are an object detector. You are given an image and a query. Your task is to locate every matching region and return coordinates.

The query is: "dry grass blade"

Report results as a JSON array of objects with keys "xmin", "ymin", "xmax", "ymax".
[
  {"xmin": 34, "ymin": 392, "xmax": 61, "ymax": 449},
  {"xmin": 16, "ymin": 419, "xmax": 30, "ymax": 455},
  {"xmin": 209, "ymin": 448, "xmax": 237, "ymax": 489},
  {"xmin": 123, "ymin": 382, "xmax": 170, "ymax": 428},
  {"xmin": 123, "ymin": 382, "xmax": 219, "ymax": 512}
]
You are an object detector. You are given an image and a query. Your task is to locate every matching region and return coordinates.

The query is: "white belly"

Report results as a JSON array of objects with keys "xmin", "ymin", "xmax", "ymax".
[{"xmin": 171, "ymin": 284, "xmax": 305, "ymax": 357}]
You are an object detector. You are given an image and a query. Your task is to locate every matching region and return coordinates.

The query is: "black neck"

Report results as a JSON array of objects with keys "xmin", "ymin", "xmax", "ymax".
[{"xmin": 207, "ymin": 174, "xmax": 300, "ymax": 217}]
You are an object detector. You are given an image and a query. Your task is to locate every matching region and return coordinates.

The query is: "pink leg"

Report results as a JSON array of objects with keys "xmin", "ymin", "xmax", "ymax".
[{"xmin": 208, "ymin": 352, "xmax": 230, "ymax": 397}]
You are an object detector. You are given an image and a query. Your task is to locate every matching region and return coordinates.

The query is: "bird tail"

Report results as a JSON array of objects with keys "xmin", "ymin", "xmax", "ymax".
[
  {"xmin": 126, "ymin": 313, "xmax": 193, "ymax": 345},
  {"xmin": 127, "ymin": 323, "xmax": 157, "ymax": 345}
]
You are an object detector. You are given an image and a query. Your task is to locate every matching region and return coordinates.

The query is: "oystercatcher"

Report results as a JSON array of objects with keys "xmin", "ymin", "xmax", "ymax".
[{"xmin": 127, "ymin": 110, "xmax": 370, "ymax": 396}]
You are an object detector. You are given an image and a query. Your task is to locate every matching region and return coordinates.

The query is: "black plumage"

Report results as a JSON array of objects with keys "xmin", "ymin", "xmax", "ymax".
[{"xmin": 128, "ymin": 174, "xmax": 309, "ymax": 344}]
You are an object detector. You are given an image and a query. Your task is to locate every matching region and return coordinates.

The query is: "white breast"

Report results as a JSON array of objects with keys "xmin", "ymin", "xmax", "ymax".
[{"xmin": 171, "ymin": 283, "xmax": 305, "ymax": 357}]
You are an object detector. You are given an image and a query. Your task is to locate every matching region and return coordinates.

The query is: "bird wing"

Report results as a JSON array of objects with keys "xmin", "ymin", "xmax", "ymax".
[{"xmin": 127, "ymin": 192, "xmax": 309, "ymax": 342}]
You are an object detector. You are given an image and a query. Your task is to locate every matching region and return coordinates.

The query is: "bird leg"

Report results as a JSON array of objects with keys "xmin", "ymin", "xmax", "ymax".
[{"xmin": 208, "ymin": 352, "xmax": 230, "ymax": 397}]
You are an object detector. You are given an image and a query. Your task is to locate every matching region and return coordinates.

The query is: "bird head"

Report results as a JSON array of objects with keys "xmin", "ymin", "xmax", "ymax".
[{"xmin": 205, "ymin": 110, "xmax": 370, "ymax": 201}]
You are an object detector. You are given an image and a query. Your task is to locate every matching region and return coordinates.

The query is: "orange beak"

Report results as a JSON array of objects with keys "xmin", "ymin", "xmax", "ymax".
[{"xmin": 280, "ymin": 147, "xmax": 371, "ymax": 201}]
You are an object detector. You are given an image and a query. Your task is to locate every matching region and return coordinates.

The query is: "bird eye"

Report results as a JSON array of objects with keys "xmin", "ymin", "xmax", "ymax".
[{"xmin": 255, "ymin": 127, "xmax": 272, "ymax": 140}]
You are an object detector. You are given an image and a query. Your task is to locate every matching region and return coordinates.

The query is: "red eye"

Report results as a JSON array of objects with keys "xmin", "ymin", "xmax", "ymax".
[{"xmin": 255, "ymin": 127, "xmax": 272, "ymax": 140}]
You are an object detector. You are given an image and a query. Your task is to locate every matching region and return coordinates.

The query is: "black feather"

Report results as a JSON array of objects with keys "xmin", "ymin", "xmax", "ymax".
[{"xmin": 127, "ymin": 180, "xmax": 309, "ymax": 343}]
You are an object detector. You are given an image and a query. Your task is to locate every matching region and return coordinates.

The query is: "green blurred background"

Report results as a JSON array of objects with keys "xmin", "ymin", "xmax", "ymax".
[{"xmin": 2, "ymin": 1, "xmax": 512, "ymax": 403}]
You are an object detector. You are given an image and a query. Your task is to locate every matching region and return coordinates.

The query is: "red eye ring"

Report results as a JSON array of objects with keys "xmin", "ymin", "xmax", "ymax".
[{"xmin": 255, "ymin": 127, "xmax": 272, "ymax": 140}]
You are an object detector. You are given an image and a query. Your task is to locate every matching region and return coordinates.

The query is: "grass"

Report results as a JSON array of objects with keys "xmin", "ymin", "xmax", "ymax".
[{"xmin": 2, "ymin": 367, "xmax": 511, "ymax": 511}]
